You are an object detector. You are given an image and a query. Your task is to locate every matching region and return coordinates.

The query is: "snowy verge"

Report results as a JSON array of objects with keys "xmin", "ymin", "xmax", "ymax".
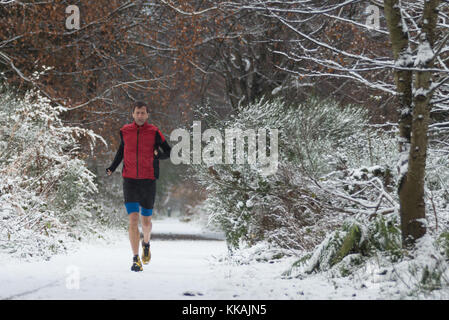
[{"xmin": 283, "ymin": 214, "xmax": 449, "ymax": 299}]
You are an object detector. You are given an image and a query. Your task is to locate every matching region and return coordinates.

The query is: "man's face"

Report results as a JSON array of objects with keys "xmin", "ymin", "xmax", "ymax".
[{"xmin": 133, "ymin": 106, "xmax": 149, "ymax": 126}]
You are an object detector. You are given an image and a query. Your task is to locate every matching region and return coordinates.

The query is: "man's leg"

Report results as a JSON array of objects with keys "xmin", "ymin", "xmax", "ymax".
[
  {"xmin": 141, "ymin": 180, "xmax": 155, "ymax": 244},
  {"xmin": 141, "ymin": 180, "xmax": 155, "ymax": 264},
  {"xmin": 141, "ymin": 208, "xmax": 153, "ymax": 264},
  {"xmin": 124, "ymin": 179, "xmax": 144, "ymax": 271},
  {"xmin": 141, "ymin": 215, "xmax": 152, "ymax": 243},
  {"xmin": 128, "ymin": 212, "xmax": 140, "ymax": 256}
]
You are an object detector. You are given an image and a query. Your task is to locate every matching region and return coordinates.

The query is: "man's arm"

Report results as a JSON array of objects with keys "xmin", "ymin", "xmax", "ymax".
[
  {"xmin": 154, "ymin": 129, "xmax": 171, "ymax": 160},
  {"xmin": 106, "ymin": 131, "xmax": 124, "ymax": 174}
]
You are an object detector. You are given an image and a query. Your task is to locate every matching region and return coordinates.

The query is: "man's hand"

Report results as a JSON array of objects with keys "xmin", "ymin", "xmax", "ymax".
[
  {"xmin": 154, "ymin": 149, "xmax": 158, "ymax": 156},
  {"xmin": 106, "ymin": 169, "xmax": 112, "ymax": 176}
]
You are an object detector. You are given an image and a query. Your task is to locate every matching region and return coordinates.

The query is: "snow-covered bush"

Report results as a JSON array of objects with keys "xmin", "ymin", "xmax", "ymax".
[
  {"xmin": 436, "ymin": 232, "xmax": 449, "ymax": 260},
  {"xmin": 425, "ymin": 133, "xmax": 449, "ymax": 231},
  {"xmin": 291, "ymin": 213, "xmax": 402, "ymax": 275},
  {"xmin": 0, "ymin": 85, "xmax": 106, "ymax": 260},
  {"xmin": 277, "ymin": 96, "xmax": 396, "ymax": 178},
  {"xmin": 192, "ymin": 97, "xmax": 397, "ymax": 251},
  {"xmin": 282, "ymin": 214, "xmax": 449, "ymax": 297}
]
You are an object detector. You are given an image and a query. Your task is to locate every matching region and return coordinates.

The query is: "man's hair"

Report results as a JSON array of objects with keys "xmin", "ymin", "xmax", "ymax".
[{"xmin": 132, "ymin": 101, "xmax": 149, "ymax": 113}]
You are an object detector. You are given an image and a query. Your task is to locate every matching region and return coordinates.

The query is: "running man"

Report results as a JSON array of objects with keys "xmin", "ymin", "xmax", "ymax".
[{"xmin": 106, "ymin": 101, "xmax": 171, "ymax": 272}]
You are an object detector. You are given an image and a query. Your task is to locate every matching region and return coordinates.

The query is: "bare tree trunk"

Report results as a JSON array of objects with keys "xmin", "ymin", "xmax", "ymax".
[{"xmin": 385, "ymin": 0, "xmax": 440, "ymax": 247}]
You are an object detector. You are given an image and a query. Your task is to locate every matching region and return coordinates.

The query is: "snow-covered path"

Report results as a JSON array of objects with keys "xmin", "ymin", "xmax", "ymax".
[{"xmin": 0, "ymin": 218, "xmax": 386, "ymax": 300}]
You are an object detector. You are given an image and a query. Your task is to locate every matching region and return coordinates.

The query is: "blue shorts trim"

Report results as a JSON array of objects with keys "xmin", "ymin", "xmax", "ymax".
[
  {"xmin": 141, "ymin": 207, "xmax": 153, "ymax": 216},
  {"xmin": 125, "ymin": 202, "xmax": 153, "ymax": 216}
]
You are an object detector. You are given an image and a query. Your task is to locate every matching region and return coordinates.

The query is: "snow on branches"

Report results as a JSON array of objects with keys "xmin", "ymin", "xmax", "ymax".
[{"xmin": 0, "ymin": 85, "xmax": 105, "ymax": 260}]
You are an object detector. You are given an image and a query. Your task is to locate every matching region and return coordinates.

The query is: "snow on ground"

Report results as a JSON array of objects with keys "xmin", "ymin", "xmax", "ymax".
[
  {"xmin": 0, "ymin": 217, "xmax": 436, "ymax": 300},
  {"xmin": 152, "ymin": 217, "xmax": 225, "ymax": 240}
]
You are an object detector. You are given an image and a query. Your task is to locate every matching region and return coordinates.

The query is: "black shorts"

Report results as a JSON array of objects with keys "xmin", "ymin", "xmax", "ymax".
[{"xmin": 123, "ymin": 178, "xmax": 156, "ymax": 210}]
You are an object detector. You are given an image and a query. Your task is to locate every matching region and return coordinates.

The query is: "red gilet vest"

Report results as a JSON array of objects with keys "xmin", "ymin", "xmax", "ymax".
[{"xmin": 120, "ymin": 122, "xmax": 165, "ymax": 179}]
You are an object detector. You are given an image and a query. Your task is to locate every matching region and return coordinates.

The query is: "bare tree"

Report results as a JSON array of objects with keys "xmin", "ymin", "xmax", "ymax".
[{"xmin": 156, "ymin": 0, "xmax": 298, "ymax": 110}]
